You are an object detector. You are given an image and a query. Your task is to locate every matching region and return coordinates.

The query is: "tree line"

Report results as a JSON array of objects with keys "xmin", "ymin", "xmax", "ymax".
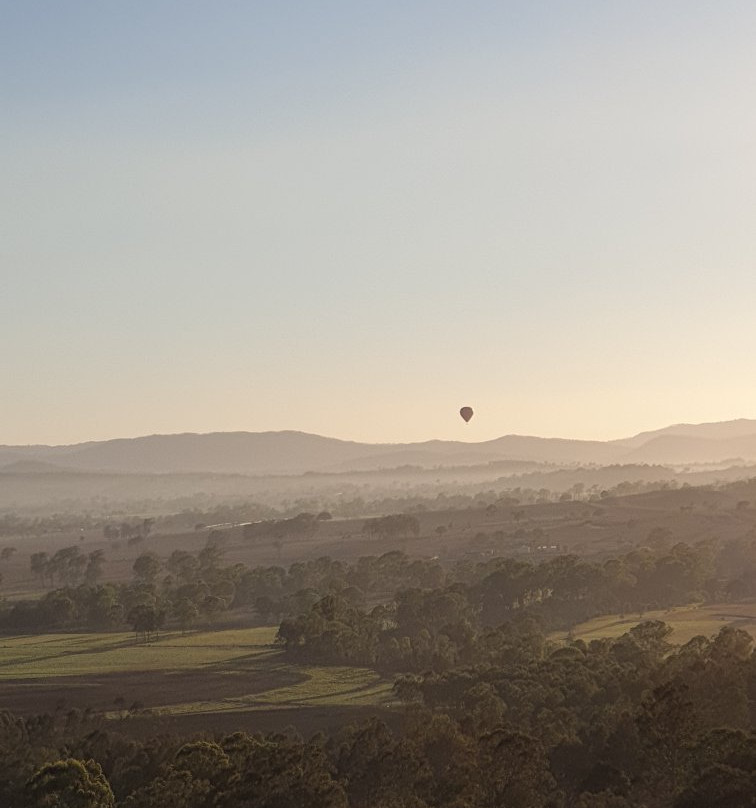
[
  {"xmin": 0, "ymin": 545, "xmax": 446, "ymax": 636},
  {"xmin": 277, "ymin": 536, "xmax": 756, "ymax": 672}
]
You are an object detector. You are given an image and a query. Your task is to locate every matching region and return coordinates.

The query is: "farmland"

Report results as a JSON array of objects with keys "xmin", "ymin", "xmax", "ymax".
[
  {"xmin": 553, "ymin": 600, "xmax": 756, "ymax": 645},
  {"xmin": 2, "ymin": 599, "xmax": 755, "ymax": 734},
  {"xmin": 0, "ymin": 626, "xmax": 393, "ymax": 736}
]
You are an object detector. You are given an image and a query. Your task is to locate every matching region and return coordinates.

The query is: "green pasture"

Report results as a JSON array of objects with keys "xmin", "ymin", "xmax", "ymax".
[
  {"xmin": 156, "ymin": 665, "xmax": 390, "ymax": 717},
  {"xmin": 553, "ymin": 601, "xmax": 756, "ymax": 645},
  {"xmin": 0, "ymin": 626, "xmax": 392, "ymax": 715},
  {"xmin": 0, "ymin": 627, "xmax": 278, "ymax": 678}
]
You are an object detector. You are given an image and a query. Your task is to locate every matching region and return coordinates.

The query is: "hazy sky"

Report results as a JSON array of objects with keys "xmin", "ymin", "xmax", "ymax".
[{"xmin": 4, "ymin": 2, "xmax": 756, "ymax": 445}]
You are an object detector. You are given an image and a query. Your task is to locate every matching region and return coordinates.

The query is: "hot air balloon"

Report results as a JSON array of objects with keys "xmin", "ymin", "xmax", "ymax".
[{"xmin": 460, "ymin": 406, "xmax": 473, "ymax": 423}]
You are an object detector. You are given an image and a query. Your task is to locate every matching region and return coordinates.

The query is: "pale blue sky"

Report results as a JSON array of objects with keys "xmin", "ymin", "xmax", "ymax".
[{"xmin": 4, "ymin": 2, "xmax": 756, "ymax": 445}]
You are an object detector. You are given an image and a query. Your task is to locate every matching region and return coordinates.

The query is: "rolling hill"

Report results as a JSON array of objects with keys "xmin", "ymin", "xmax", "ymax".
[{"xmin": 4, "ymin": 419, "xmax": 756, "ymax": 475}]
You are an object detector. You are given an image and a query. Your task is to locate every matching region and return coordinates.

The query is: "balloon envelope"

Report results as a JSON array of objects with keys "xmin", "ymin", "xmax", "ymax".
[{"xmin": 459, "ymin": 406, "xmax": 473, "ymax": 423}]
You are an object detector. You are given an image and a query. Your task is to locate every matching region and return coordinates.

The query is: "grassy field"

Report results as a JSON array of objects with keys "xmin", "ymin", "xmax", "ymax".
[
  {"xmin": 552, "ymin": 601, "xmax": 756, "ymax": 645},
  {"xmin": 158, "ymin": 665, "xmax": 389, "ymax": 718},
  {"xmin": 0, "ymin": 627, "xmax": 278, "ymax": 678},
  {"xmin": 0, "ymin": 626, "xmax": 393, "ymax": 725}
]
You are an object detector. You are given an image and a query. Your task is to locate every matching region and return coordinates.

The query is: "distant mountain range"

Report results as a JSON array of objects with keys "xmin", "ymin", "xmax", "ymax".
[{"xmin": 3, "ymin": 419, "xmax": 756, "ymax": 476}]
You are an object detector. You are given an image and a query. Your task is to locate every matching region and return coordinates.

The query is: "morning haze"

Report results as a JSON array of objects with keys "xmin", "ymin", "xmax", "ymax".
[{"xmin": 4, "ymin": 3, "xmax": 756, "ymax": 807}]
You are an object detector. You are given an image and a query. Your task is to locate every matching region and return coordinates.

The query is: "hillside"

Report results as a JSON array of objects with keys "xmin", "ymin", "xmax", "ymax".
[
  {"xmin": 4, "ymin": 418, "xmax": 756, "ymax": 476},
  {"xmin": 612, "ymin": 418, "xmax": 756, "ymax": 448}
]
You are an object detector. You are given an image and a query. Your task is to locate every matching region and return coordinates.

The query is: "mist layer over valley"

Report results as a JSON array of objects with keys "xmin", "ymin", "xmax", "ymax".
[{"xmin": 3, "ymin": 420, "xmax": 756, "ymax": 518}]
